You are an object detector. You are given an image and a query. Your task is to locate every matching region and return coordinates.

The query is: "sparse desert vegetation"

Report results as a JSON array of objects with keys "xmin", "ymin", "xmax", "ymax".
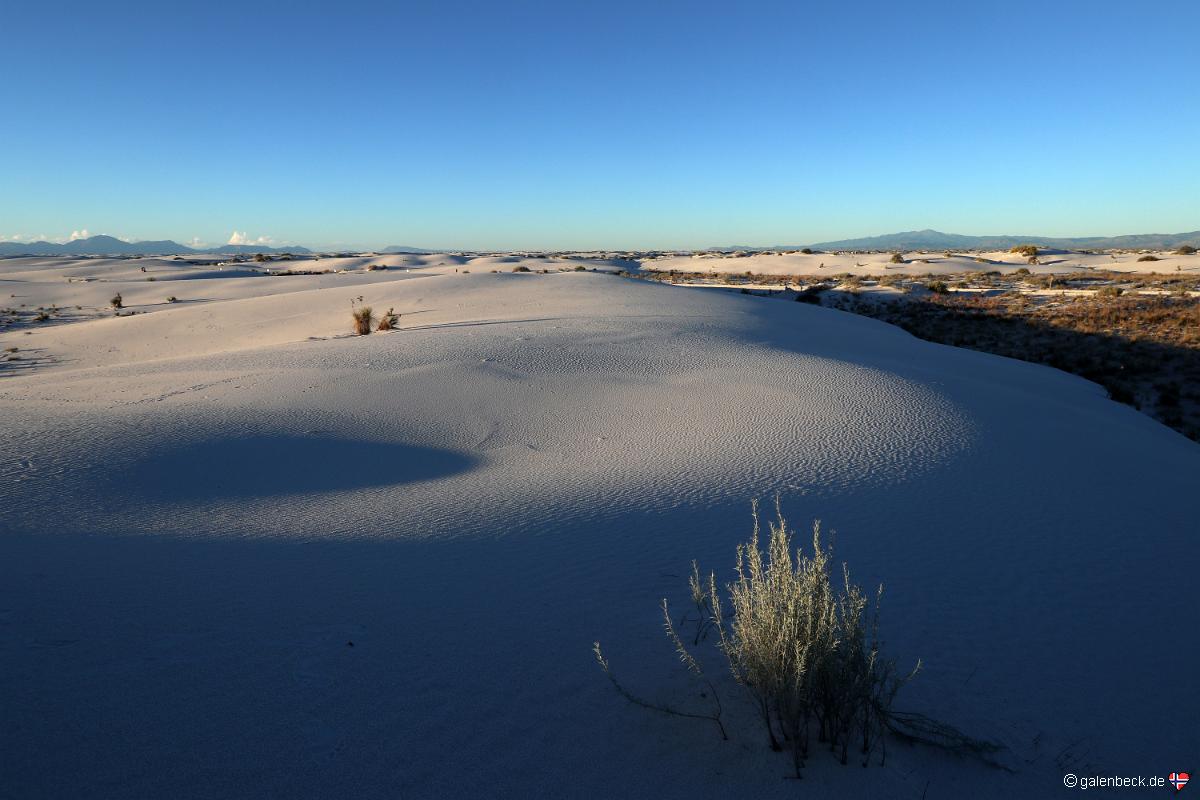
[
  {"xmin": 351, "ymin": 304, "xmax": 375, "ymax": 335},
  {"xmin": 595, "ymin": 501, "xmax": 1014, "ymax": 780},
  {"xmin": 377, "ymin": 307, "xmax": 399, "ymax": 331}
]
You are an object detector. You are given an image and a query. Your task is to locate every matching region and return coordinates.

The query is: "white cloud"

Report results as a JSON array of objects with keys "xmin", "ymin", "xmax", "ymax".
[
  {"xmin": 69, "ymin": 228, "xmax": 90, "ymax": 241},
  {"xmin": 228, "ymin": 230, "xmax": 275, "ymax": 246},
  {"xmin": 187, "ymin": 237, "xmax": 207, "ymax": 249}
]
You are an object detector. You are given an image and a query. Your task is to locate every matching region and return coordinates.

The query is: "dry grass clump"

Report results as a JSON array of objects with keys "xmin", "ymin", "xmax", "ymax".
[
  {"xmin": 1175, "ymin": 245, "xmax": 1196, "ymax": 255},
  {"xmin": 596, "ymin": 501, "xmax": 919, "ymax": 778},
  {"xmin": 110, "ymin": 293, "xmax": 123, "ymax": 309},
  {"xmin": 925, "ymin": 280, "xmax": 949, "ymax": 294},
  {"xmin": 513, "ymin": 265, "xmax": 531, "ymax": 272},
  {"xmin": 1009, "ymin": 244, "xmax": 1039, "ymax": 258},
  {"xmin": 1137, "ymin": 255, "xmax": 1160, "ymax": 262},
  {"xmin": 889, "ymin": 253, "xmax": 905, "ymax": 264},
  {"xmin": 352, "ymin": 305, "xmax": 375, "ymax": 335},
  {"xmin": 376, "ymin": 307, "xmax": 399, "ymax": 331}
]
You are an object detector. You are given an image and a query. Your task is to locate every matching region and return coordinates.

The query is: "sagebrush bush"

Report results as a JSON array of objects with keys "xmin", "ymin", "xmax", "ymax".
[
  {"xmin": 1137, "ymin": 255, "xmax": 1160, "ymax": 262},
  {"xmin": 596, "ymin": 501, "xmax": 919, "ymax": 778},
  {"xmin": 513, "ymin": 265, "xmax": 531, "ymax": 272},
  {"xmin": 889, "ymin": 253, "xmax": 905, "ymax": 264},
  {"xmin": 352, "ymin": 305, "xmax": 374, "ymax": 335},
  {"xmin": 926, "ymin": 280, "xmax": 949, "ymax": 294},
  {"xmin": 1175, "ymin": 245, "xmax": 1196, "ymax": 255},
  {"xmin": 1010, "ymin": 244, "xmax": 1038, "ymax": 257},
  {"xmin": 110, "ymin": 293, "xmax": 123, "ymax": 309}
]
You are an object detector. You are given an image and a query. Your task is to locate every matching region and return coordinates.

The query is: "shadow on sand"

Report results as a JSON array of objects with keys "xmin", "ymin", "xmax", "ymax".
[{"xmin": 120, "ymin": 434, "xmax": 477, "ymax": 501}]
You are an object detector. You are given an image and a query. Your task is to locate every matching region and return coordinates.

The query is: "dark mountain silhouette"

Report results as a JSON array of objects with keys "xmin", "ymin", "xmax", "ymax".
[
  {"xmin": 381, "ymin": 245, "xmax": 439, "ymax": 254},
  {"xmin": 0, "ymin": 235, "xmax": 312, "ymax": 256}
]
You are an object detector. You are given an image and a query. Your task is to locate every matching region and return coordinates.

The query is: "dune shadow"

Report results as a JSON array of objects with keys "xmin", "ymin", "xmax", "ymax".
[{"xmin": 120, "ymin": 434, "xmax": 477, "ymax": 501}]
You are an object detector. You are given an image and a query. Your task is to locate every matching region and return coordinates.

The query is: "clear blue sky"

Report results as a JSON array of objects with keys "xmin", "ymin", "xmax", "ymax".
[{"xmin": 2, "ymin": 0, "xmax": 1197, "ymax": 250}]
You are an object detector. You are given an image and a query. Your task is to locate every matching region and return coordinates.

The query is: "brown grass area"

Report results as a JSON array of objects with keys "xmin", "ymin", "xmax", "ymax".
[{"xmin": 855, "ymin": 292, "xmax": 1200, "ymax": 441}]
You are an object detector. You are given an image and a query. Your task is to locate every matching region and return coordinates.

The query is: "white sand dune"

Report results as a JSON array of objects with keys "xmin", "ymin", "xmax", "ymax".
[
  {"xmin": 1, "ymin": 257, "xmax": 1196, "ymax": 798},
  {"xmin": 644, "ymin": 250, "xmax": 1200, "ymax": 276}
]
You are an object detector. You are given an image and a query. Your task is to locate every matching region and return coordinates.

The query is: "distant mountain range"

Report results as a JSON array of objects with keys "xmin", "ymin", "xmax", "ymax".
[
  {"xmin": 0, "ymin": 235, "xmax": 312, "ymax": 257},
  {"xmin": 712, "ymin": 229, "xmax": 1200, "ymax": 252},
  {"xmin": 381, "ymin": 244, "xmax": 439, "ymax": 254}
]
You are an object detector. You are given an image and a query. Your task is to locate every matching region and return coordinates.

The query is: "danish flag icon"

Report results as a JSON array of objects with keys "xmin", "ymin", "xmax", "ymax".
[{"xmin": 1170, "ymin": 772, "xmax": 1190, "ymax": 792}]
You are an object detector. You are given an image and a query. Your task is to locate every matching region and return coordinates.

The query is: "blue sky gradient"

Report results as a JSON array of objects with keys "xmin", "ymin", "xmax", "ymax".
[{"xmin": 2, "ymin": 0, "xmax": 1198, "ymax": 250}]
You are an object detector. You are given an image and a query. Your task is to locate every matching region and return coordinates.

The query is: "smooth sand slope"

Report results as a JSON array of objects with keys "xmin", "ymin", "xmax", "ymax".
[{"xmin": 1, "ymin": 257, "xmax": 1197, "ymax": 798}]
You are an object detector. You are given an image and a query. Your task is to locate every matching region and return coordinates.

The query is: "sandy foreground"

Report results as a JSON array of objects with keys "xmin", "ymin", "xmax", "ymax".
[{"xmin": 1, "ymin": 255, "xmax": 1197, "ymax": 798}]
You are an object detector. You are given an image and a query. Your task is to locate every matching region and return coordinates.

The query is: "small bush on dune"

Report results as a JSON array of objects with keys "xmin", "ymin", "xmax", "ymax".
[
  {"xmin": 1010, "ymin": 244, "xmax": 1039, "ymax": 258},
  {"xmin": 889, "ymin": 253, "xmax": 905, "ymax": 264},
  {"xmin": 1137, "ymin": 255, "xmax": 1160, "ymax": 262},
  {"xmin": 1097, "ymin": 285, "xmax": 1124, "ymax": 298},
  {"xmin": 926, "ymin": 280, "xmax": 949, "ymax": 294},
  {"xmin": 110, "ymin": 293, "xmax": 123, "ymax": 309},
  {"xmin": 352, "ymin": 305, "xmax": 375, "ymax": 335},
  {"xmin": 376, "ymin": 307, "xmax": 399, "ymax": 331},
  {"xmin": 513, "ymin": 265, "xmax": 531, "ymax": 272},
  {"xmin": 166, "ymin": 296, "xmax": 178, "ymax": 303},
  {"xmin": 1175, "ymin": 245, "xmax": 1196, "ymax": 255},
  {"xmin": 596, "ymin": 501, "xmax": 922, "ymax": 778},
  {"xmin": 574, "ymin": 264, "xmax": 587, "ymax": 271}
]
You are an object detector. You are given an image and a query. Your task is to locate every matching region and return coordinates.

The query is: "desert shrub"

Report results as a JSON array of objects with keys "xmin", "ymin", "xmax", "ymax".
[
  {"xmin": 1175, "ymin": 245, "xmax": 1196, "ymax": 255},
  {"xmin": 596, "ymin": 501, "xmax": 920, "ymax": 777},
  {"xmin": 166, "ymin": 296, "xmax": 178, "ymax": 303},
  {"xmin": 1096, "ymin": 285, "xmax": 1123, "ymax": 298},
  {"xmin": 110, "ymin": 293, "xmax": 123, "ymax": 309},
  {"xmin": 974, "ymin": 257, "xmax": 991, "ymax": 264},
  {"xmin": 889, "ymin": 253, "xmax": 905, "ymax": 264},
  {"xmin": 254, "ymin": 253, "xmax": 270, "ymax": 262},
  {"xmin": 574, "ymin": 264, "xmax": 587, "ymax": 271},
  {"xmin": 1014, "ymin": 267, "xmax": 1031, "ymax": 276},
  {"xmin": 800, "ymin": 248, "xmax": 814, "ymax": 254},
  {"xmin": 352, "ymin": 305, "xmax": 374, "ymax": 335},
  {"xmin": 377, "ymin": 307, "xmax": 399, "ymax": 331},
  {"xmin": 926, "ymin": 281, "xmax": 949, "ymax": 294},
  {"xmin": 1026, "ymin": 256, "xmax": 1039, "ymax": 265},
  {"xmin": 1010, "ymin": 244, "xmax": 1039, "ymax": 257},
  {"xmin": 367, "ymin": 263, "xmax": 388, "ymax": 271},
  {"xmin": 513, "ymin": 265, "xmax": 531, "ymax": 272},
  {"xmin": 34, "ymin": 311, "xmax": 50, "ymax": 322},
  {"xmin": 1137, "ymin": 255, "xmax": 1160, "ymax": 262},
  {"xmin": 146, "ymin": 276, "xmax": 156, "ymax": 281}
]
